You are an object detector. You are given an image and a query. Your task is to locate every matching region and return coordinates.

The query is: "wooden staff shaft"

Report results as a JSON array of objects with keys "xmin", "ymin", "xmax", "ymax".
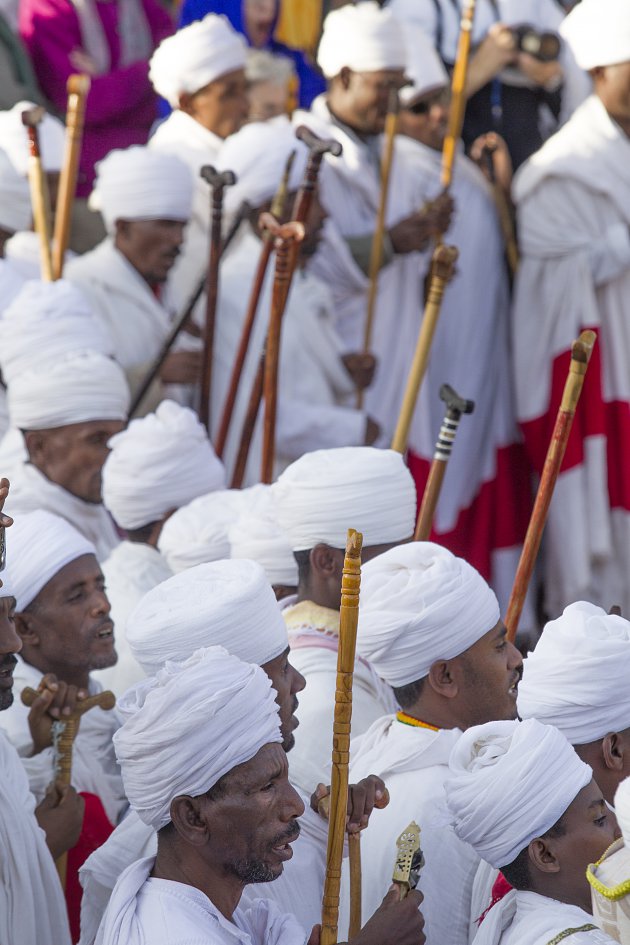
[
  {"xmin": 321, "ymin": 528, "xmax": 363, "ymax": 945},
  {"xmin": 415, "ymin": 463, "xmax": 447, "ymax": 542},
  {"xmin": 481, "ymin": 147, "xmax": 518, "ymax": 278},
  {"xmin": 230, "ymin": 356, "xmax": 264, "ymax": 489},
  {"xmin": 441, "ymin": 0, "xmax": 477, "ymax": 190},
  {"xmin": 348, "ymin": 833, "xmax": 362, "ymax": 938},
  {"xmin": 505, "ymin": 330, "xmax": 597, "ymax": 642},
  {"xmin": 52, "ymin": 74, "xmax": 90, "ymax": 280},
  {"xmin": 22, "ymin": 111, "xmax": 54, "ymax": 281}
]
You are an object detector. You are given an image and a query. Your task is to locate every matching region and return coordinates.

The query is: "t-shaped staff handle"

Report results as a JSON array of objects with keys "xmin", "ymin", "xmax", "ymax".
[
  {"xmin": 440, "ymin": 383, "xmax": 475, "ymax": 424},
  {"xmin": 200, "ymin": 165, "xmax": 237, "ymax": 201},
  {"xmin": 292, "ymin": 125, "xmax": 342, "ymax": 225}
]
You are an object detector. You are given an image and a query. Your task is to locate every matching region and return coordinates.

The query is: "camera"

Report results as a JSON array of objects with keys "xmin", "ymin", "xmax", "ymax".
[{"xmin": 510, "ymin": 25, "xmax": 561, "ymax": 62}]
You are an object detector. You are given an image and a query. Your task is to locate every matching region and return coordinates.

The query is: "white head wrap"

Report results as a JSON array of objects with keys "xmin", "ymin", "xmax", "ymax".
[
  {"xmin": 127, "ymin": 558, "xmax": 288, "ymax": 675},
  {"xmin": 102, "ymin": 401, "xmax": 225, "ymax": 531},
  {"xmin": 445, "ymin": 718, "xmax": 593, "ymax": 869},
  {"xmin": 518, "ymin": 601, "xmax": 630, "ymax": 745},
  {"xmin": 400, "ymin": 26, "xmax": 449, "ymax": 105},
  {"xmin": 149, "ymin": 14, "xmax": 247, "ymax": 108},
  {"xmin": 615, "ymin": 777, "xmax": 630, "ymax": 848},
  {"xmin": 216, "ymin": 116, "xmax": 308, "ymax": 217},
  {"xmin": 89, "ymin": 146, "xmax": 194, "ymax": 235},
  {"xmin": 318, "ymin": 1, "xmax": 407, "ymax": 79},
  {"xmin": 228, "ymin": 486, "xmax": 297, "ymax": 588},
  {"xmin": 6, "ymin": 510, "xmax": 96, "ymax": 611},
  {"xmin": 114, "ymin": 646, "xmax": 282, "ymax": 829},
  {"xmin": 356, "ymin": 542, "xmax": 500, "ymax": 687},
  {"xmin": 561, "ymin": 0, "xmax": 630, "ymax": 70},
  {"xmin": 0, "ymin": 280, "xmax": 112, "ymax": 385},
  {"xmin": 272, "ymin": 447, "xmax": 416, "ymax": 552},
  {"xmin": 8, "ymin": 351, "xmax": 130, "ymax": 430},
  {"xmin": 0, "ymin": 147, "xmax": 31, "ymax": 233},
  {"xmin": 0, "ymin": 102, "xmax": 65, "ymax": 175}
]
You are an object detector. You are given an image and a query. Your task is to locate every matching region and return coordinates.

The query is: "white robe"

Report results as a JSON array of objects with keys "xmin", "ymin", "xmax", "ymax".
[
  {"xmin": 6, "ymin": 461, "xmax": 120, "ymax": 561},
  {"xmin": 95, "ymin": 855, "xmax": 307, "ymax": 945},
  {"xmin": 93, "ymin": 541, "xmax": 173, "ymax": 697},
  {"xmin": 213, "ymin": 229, "xmax": 367, "ymax": 485},
  {"xmin": 339, "ymin": 718, "xmax": 478, "ymax": 945},
  {"xmin": 0, "ymin": 729, "xmax": 72, "ymax": 945},
  {"xmin": 283, "ymin": 600, "xmax": 396, "ymax": 797},
  {"xmin": 472, "ymin": 889, "xmax": 615, "ymax": 945},
  {"xmin": 511, "ymin": 94, "xmax": 630, "ymax": 617}
]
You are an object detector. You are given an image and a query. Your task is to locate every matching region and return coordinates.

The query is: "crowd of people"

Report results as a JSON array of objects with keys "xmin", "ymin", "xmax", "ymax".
[{"xmin": 0, "ymin": 0, "xmax": 629, "ymax": 943}]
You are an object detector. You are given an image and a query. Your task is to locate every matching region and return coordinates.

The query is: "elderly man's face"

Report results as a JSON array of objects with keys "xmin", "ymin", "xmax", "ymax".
[
  {"xmin": 180, "ymin": 69, "xmax": 249, "ymax": 138},
  {"xmin": 262, "ymin": 647, "xmax": 305, "ymax": 752},
  {"xmin": 332, "ymin": 68, "xmax": 407, "ymax": 136},
  {"xmin": 25, "ymin": 419, "xmax": 125, "ymax": 504},
  {"xmin": 0, "ymin": 596, "xmax": 20, "ymax": 710},
  {"xmin": 115, "ymin": 219, "xmax": 186, "ymax": 287}
]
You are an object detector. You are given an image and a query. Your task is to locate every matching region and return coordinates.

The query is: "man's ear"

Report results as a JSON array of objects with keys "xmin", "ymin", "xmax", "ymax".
[
  {"xmin": 309, "ymin": 544, "xmax": 342, "ymax": 579},
  {"xmin": 170, "ymin": 795, "xmax": 211, "ymax": 846},
  {"xmin": 602, "ymin": 732, "xmax": 625, "ymax": 772},
  {"xmin": 338, "ymin": 66, "xmax": 352, "ymax": 91},
  {"xmin": 14, "ymin": 611, "xmax": 40, "ymax": 647},
  {"xmin": 427, "ymin": 657, "xmax": 459, "ymax": 699},
  {"xmin": 22, "ymin": 430, "xmax": 47, "ymax": 465},
  {"xmin": 528, "ymin": 836, "xmax": 561, "ymax": 876}
]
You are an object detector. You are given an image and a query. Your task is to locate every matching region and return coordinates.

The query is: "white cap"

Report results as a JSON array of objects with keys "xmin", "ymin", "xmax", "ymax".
[{"xmin": 318, "ymin": 2, "xmax": 407, "ymax": 79}]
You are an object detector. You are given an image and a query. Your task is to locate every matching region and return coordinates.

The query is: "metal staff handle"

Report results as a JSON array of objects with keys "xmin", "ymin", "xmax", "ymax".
[
  {"xmin": 52, "ymin": 73, "xmax": 91, "ymax": 280},
  {"xmin": 21, "ymin": 106, "xmax": 54, "ymax": 281},
  {"xmin": 391, "ymin": 245, "xmax": 459, "ymax": 454},
  {"xmin": 415, "ymin": 384, "xmax": 475, "ymax": 541},
  {"xmin": 392, "ymin": 821, "xmax": 424, "ymax": 901},
  {"xmin": 321, "ymin": 528, "xmax": 363, "ymax": 945},
  {"xmin": 198, "ymin": 165, "xmax": 237, "ymax": 433},
  {"xmin": 505, "ymin": 330, "xmax": 597, "ymax": 642},
  {"xmin": 441, "ymin": 0, "xmax": 477, "ymax": 191}
]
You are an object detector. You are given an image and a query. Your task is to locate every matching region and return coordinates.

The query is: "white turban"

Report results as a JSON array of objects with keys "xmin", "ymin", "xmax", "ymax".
[
  {"xmin": 318, "ymin": 1, "xmax": 407, "ymax": 79},
  {"xmin": 114, "ymin": 646, "xmax": 282, "ymax": 829},
  {"xmin": 0, "ymin": 280, "xmax": 112, "ymax": 385},
  {"xmin": 445, "ymin": 719, "xmax": 592, "ymax": 869},
  {"xmin": 217, "ymin": 116, "xmax": 308, "ymax": 217},
  {"xmin": 518, "ymin": 601, "xmax": 630, "ymax": 745},
  {"xmin": 356, "ymin": 542, "xmax": 500, "ymax": 687},
  {"xmin": 561, "ymin": 0, "xmax": 630, "ymax": 70},
  {"xmin": 6, "ymin": 510, "xmax": 96, "ymax": 611},
  {"xmin": 89, "ymin": 146, "xmax": 194, "ymax": 235},
  {"xmin": 149, "ymin": 14, "xmax": 247, "ymax": 107},
  {"xmin": 0, "ymin": 101, "xmax": 65, "ymax": 175},
  {"xmin": 228, "ymin": 486, "xmax": 297, "ymax": 588},
  {"xmin": 0, "ymin": 147, "xmax": 31, "ymax": 233},
  {"xmin": 127, "ymin": 559, "xmax": 288, "ymax": 675},
  {"xmin": 8, "ymin": 351, "xmax": 129, "ymax": 430},
  {"xmin": 616, "ymin": 777, "xmax": 630, "ymax": 848},
  {"xmin": 400, "ymin": 26, "xmax": 449, "ymax": 105},
  {"xmin": 102, "ymin": 401, "xmax": 226, "ymax": 531},
  {"xmin": 271, "ymin": 447, "xmax": 416, "ymax": 552}
]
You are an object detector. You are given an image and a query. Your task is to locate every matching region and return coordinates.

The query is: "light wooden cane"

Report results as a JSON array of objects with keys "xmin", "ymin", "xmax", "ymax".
[
  {"xmin": 21, "ymin": 686, "xmax": 116, "ymax": 888},
  {"xmin": 52, "ymin": 74, "xmax": 91, "ymax": 280},
  {"xmin": 441, "ymin": 0, "xmax": 477, "ymax": 191},
  {"xmin": 21, "ymin": 107, "xmax": 54, "ymax": 281},
  {"xmin": 391, "ymin": 245, "xmax": 458, "ymax": 454},
  {"xmin": 321, "ymin": 529, "xmax": 363, "ymax": 945},
  {"xmin": 505, "ymin": 330, "xmax": 597, "ymax": 642},
  {"xmin": 481, "ymin": 145, "xmax": 518, "ymax": 278}
]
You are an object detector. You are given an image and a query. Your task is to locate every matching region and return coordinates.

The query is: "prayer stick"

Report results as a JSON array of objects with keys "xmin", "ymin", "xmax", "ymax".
[
  {"xmin": 321, "ymin": 528, "xmax": 363, "ymax": 945},
  {"xmin": 21, "ymin": 106, "xmax": 54, "ymax": 281},
  {"xmin": 392, "ymin": 822, "xmax": 424, "ymax": 901},
  {"xmin": 441, "ymin": 0, "xmax": 477, "ymax": 190},
  {"xmin": 214, "ymin": 151, "xmax": 296, "ymax": 459},
  {"xmin": 52, "ymin": 74, "xmax": 91, "ymax": 280},
  {"xmin": 481, "ymin": 145, "xmax": 519, "ymax": 278},
  {"xmin": 391, "ymin": 245, "xmax": 459, "ymax": 454},
  {"xmin": 505, "ymin": 330, "xmax": 597, "ymax": 642},
  {"xmin": 198, "ymin": 166, "xmax": 236, "ymax": 433},
  {"xmin": 415, "ymin": 384, "xmax": 475, "ymax": 541},
  {"xmin": 348, "ymin": 834, "xmax": 362, "ymax": 937},
  {"xmin": 21, "ymin": 686, "xmax": 116, "ymax": 888}
]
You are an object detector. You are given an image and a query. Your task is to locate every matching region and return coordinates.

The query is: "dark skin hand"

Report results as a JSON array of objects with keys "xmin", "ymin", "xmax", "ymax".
[
  {"xmin": 35, "ymin": 781, "xmax": 85, "ymax": 859},
  {"xmin": 159, "ymin": 350, "xmax": 203, "ymax": 386},
  {"xmin": 342, "ymin": 353, "xmax": 377, "ymax": 391},
  {"xmin": 469, "ymin": 132, "xmax": 513, "ymax": 198},
  {"xmin": 364, "ymin": 417, "xmax": 380, "ymax": 446},
  {"xmin": 311, "ymin": 775, "xmax": 389, "ymax": 834},
  {"xmin": 27, "ymin": 673, "xmax": 88, "ymax": 756},
  {"xmin": 389, "ymin": 192, "xmax": 455, "ymax": 253}
]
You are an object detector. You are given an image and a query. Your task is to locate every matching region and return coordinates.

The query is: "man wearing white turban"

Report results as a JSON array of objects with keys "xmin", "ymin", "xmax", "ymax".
[
  {"xmin": 511, "ymin": 0, "xmax": 630, "ymax": 619},
  {"xmin": 445, "ymin": 718, "xmax": 617, "ymax": 945},
  {"xmin": 0, "ymin": 510, "xmax": 127, "ymax": 937},
  {"xmin": 95, "ymin": 645, "xmax": 426, "ymax": 945},
  {"xmin": 67, "ymin": 146, "xmax": 201, "ymax": 409},
  {"xmin": 271, "ymin": 446, "xmax": 416, "ymax": 794},
  {"xmin": 228, "ymin": 486, "xmax": 298, "ymax": 600},
  {"xmin": 96, "ymin": 400, "xmax": 226, "ymax": 696},
  {"xmin": 337, "ymin": 541, "xmax": 521, "ymax": 945}
]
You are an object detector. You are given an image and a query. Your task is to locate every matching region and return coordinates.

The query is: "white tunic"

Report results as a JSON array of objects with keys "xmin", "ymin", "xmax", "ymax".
[
  {"xmin": 93, "ymin": 542, "xmax": 173, "ymax": 697},
  {"xmin": 0, "ymin": 729, "xmax": 72, "ymax": 945},
  {"xmin": 339, "ymin": 718, "xmax": 478, "ymax": 945},
  {"xmin": 472, "ymin": 889, "xmax": 615, "ymax": 945}
]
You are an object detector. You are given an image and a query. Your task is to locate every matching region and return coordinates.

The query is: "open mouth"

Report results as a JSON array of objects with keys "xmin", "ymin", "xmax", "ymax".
[{"xmin": 96, "ymin": 623, "xmax": 114, "ymax": 640}]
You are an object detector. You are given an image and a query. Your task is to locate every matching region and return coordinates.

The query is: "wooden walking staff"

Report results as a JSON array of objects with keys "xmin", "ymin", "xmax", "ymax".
[
  {"xmin": 505, "ymin": 330, "xmax": 597, "ymax": 642},
  {"xmin": 21, "ymin": 106, "xmax": 54, "ymax": 281},
  {"xmin": 214, "ymin": 150, "xmax": 296, "ymax": 459},
  {"xmin": 481, "ymin": 144, "xmax": 519, "ymax": 278},
  {"xmin": 321, "ymin": 528, "xmax": 363, "ymax": 945},
  {"xmin": 21, "ymin": 686, "xmax": 116, "ymax": 888},
  {"xmin": 198, "ymin": 165, "xmax": 237, "ymax": 433},
  {"xmin": 441, "ymin": 0, "xmax": 477, "ymax": 191},
  {"xmin": 52, "ymin": 74, "xmax": 91, "ymax": 280},
  {"xmin": 415, "ymin": 384, "xmax": 475, "ymax": 541},
  {"xmin": 391, "ymin": 245, "xmax": 459, "ymax": 454}
]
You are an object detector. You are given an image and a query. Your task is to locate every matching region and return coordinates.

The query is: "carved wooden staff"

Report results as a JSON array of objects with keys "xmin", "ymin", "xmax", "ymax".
[
  {"xmin": 441, "ymin": 0, "xmax": 477, "ymax": 191},
  {"xmin": 52, "ymin": 74, "xmax": 91, "ymax": 280},
  {"xmin": 21, "ymin": 686, "xmax": 116, "ymax": 888},
  {"xmin": 214, "ymin": 150, "xmax": 296, "ymax": 459},
  {"xmin": 198, "ymin": 166, "xmax": 236, "ymax": 433},
  {"xmin": 21, "ymin": 106, "xmax": 54, "ymax": 281},
  {"xmin": 392, "ymin": 822, "xmax": 424, "ymax": 900},
  {"xmin": 321, "ymin": 528, "xmax": 363, "ymax": 945},
  {"xmin": 391, "ymin": 245, "xmax": 459, "ymax": 454},
  {"xmin": 505, "ymin": 330, "xmax": 597, "ymax": 642},
  {"xmin": 481, "ymin": 144, "xmax": 519, "ymax": 278},
  {"xmin": 415, "ymin": 384, "xmax": 475, "ymax": 541}
]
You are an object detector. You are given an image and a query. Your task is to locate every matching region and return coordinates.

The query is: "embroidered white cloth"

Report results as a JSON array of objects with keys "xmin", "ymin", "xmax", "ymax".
[
  {"xmin": 472, "ymin": 889, "xmax": 615, "ymax": 945},
  {"xmin": 317, "ymin": 1, "xmax": 407, "ymax": 78},
  {"xmin": 561, "ymin": 0, "xmax": 630, "ymax": 70}
]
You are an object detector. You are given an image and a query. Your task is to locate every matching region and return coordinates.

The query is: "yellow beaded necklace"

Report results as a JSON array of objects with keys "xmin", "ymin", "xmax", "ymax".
[{"xmin": 396, "ymin": 711, "xmax": 439, "ymax": 732}]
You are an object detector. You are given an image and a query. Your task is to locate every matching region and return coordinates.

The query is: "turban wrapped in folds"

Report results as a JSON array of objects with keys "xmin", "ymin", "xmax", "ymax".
[
  {"xmin": 317, "ymin": 1, "xmax": 407, "ymax": 78},
  {"xmin": 561, "ymin": 0, "xmax": 630, "ymax": 70}
]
